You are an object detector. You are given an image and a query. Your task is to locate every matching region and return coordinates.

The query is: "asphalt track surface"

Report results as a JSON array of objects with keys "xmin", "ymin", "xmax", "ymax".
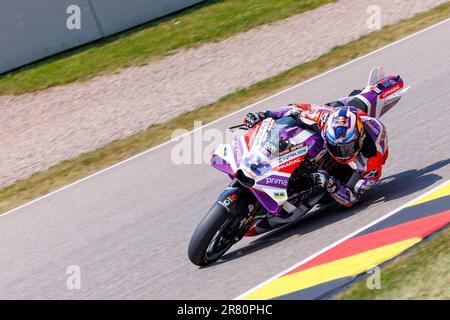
[{"xmin": 0, "ymin": 21, "xmax": 449, "ymax": 299}]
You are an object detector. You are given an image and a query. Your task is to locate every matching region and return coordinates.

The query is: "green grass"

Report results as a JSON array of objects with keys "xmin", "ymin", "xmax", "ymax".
[
  {"xmin": 337, "ymin": 226, "xmax": 450, "ymax": 299},
  {"xmin": 0, "ymin": 0, "xmax": 334, "ymax": 95},
  {"xmin": 0, "ymin": 2, "xmax": 449, "ymax": 215}
]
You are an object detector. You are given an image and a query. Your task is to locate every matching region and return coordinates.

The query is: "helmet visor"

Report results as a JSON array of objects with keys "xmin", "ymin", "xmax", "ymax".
[{"xmin": 326, "ymin": 140, "xmax": 360, "ymax": 161}]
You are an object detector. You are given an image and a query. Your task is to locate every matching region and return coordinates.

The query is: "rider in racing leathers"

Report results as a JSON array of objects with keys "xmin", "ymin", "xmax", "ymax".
[{"xmin": 243, "ymin": 103, "xmax": 389, "ymax": 235}]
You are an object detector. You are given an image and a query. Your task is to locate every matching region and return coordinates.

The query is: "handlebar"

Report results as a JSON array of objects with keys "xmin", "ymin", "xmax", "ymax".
[{"xmin": 228, "ymin": 124, "xmax": 248, "ymax": 131}]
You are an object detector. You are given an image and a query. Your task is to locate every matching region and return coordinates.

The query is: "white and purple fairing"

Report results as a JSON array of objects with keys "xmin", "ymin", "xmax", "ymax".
[
  {"xmin": 337, "ymin": 66, "xmax": 410, "ymax": 119},
  {"xmin": 211, "ymin": 118, "xmax": 325, "ymax": 215}
]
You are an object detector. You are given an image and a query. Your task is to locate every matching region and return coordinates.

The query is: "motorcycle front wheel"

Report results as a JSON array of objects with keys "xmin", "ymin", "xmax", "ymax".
[{"xmin": 188, "ymin": 203, "xmax": 242, "ymax": 266}]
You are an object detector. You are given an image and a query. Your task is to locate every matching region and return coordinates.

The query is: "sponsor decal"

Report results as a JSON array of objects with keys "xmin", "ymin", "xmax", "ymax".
[
  {"xmin": 279, "ymin": 143, "xmax": 304, "ymax": 156},
  {"xmin": 365, "ymin": 120, "xmax": 380, "ymax": 136},
  {"xmin": 380, "ymin": 83, "xmax": 402, "ymax": 99},
  {"xmin": 333, "ymin": 116, "xmax": 350, "ymax": 128},
  {"xmin": 273, "ymin": 191, "xmax": 286, "ymax": 199},
  {"xmin": 277, "ymin": 147, "xmax": 308, "ymax": 164},
  {"xmin": 223, "ymin": 145, "xmax": 228, "ymax": 157},
  {"xmin": 363, "ymin": 169, "xmax": 379, "ymax": 179},
  {"xmin": 219, "ymin": 193, "xmax": 238, "ymax": 209},
  {"xmin": 248, "ymin": 125, "xmax": 259, "ymax": 150},
  {"xmin": 234, "ymin": 140, "xmax": 242, "ymax": 162},
  {"xmin": 274, "ymin": 157, "xmax": 302, "ymax": 172},
  {"xmin": 244, "ymin": 154, "xmax": 272, "ymax": 176},
  {"xmin": 265, "ymin": 176, "xmax": 288, "ymax": 187}
]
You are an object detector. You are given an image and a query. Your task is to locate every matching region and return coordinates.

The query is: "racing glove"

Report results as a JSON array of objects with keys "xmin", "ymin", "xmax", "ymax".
[
  {"xmin": 310, "ymin": 170, "xmax": 337, "ymax": 193},
  {"xmin": 244, "ymin": 111, "xmax": 267, "ymax": 128}
]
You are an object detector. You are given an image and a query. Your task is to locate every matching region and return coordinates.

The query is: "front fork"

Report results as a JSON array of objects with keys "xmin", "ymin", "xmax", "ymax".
[{"xmin": 216, "ymin": 180, "xmax": 262, "ymax": 242}]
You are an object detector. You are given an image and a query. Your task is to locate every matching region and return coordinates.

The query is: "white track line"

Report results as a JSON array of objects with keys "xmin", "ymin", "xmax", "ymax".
[
  {"xmin": 1, "ymin": 18, "xmax": 449, "ymax": 219},
  {"xmin": 235, "ymin": 180, "xmax": 450, "ymax": 299}
]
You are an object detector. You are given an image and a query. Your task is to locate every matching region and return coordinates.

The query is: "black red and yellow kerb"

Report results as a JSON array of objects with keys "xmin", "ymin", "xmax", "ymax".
[{"xmin": 241, "ymin": 180, "xmax": 450, "ymax": 300}]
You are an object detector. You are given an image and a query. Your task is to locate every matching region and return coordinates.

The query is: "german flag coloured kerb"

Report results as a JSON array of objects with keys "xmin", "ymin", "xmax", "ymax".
[{"xmin": 240, "ymin": 181, "xmax": 450, "ymax": 300}]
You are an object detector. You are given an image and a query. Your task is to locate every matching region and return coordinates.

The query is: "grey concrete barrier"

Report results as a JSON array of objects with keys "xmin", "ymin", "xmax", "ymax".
[
  {"xmin": 0, "ymin": 0, "xmax": 101, "ymax": 74},
  {"xmin": 0, "ymin": 0, "xmax": 204, "ymax": 74},
  {"xmin": 90, "ymin": 0, "xmax": 205, "ymax": 36}
]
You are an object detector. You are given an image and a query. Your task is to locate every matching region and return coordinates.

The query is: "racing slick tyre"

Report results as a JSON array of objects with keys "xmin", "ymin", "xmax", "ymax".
[{"xmin": 188, "ymin": 203, "xmax": 236, "ymax": 266}]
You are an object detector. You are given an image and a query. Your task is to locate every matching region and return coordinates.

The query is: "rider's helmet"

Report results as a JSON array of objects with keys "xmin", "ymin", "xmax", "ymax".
[{"xmin": 322, "ymin": 106, "xmax": 365, "ymax": 164}]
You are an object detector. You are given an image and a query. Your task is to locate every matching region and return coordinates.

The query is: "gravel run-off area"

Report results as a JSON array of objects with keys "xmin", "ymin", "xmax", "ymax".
[{"xmin": 0, "ymin": 0, "xmax": 447, "ymax": 188}]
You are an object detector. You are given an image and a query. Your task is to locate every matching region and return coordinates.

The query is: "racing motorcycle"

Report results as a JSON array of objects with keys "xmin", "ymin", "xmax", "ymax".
[{"xmin": 188, "ymin": 66, "xmax": 410, "ymax": 266}]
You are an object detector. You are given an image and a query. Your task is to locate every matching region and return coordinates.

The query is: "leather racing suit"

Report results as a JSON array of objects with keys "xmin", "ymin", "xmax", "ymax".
[{"xmin": 263, "ymin": 103, "xmax": 389, "ymax": 207}]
